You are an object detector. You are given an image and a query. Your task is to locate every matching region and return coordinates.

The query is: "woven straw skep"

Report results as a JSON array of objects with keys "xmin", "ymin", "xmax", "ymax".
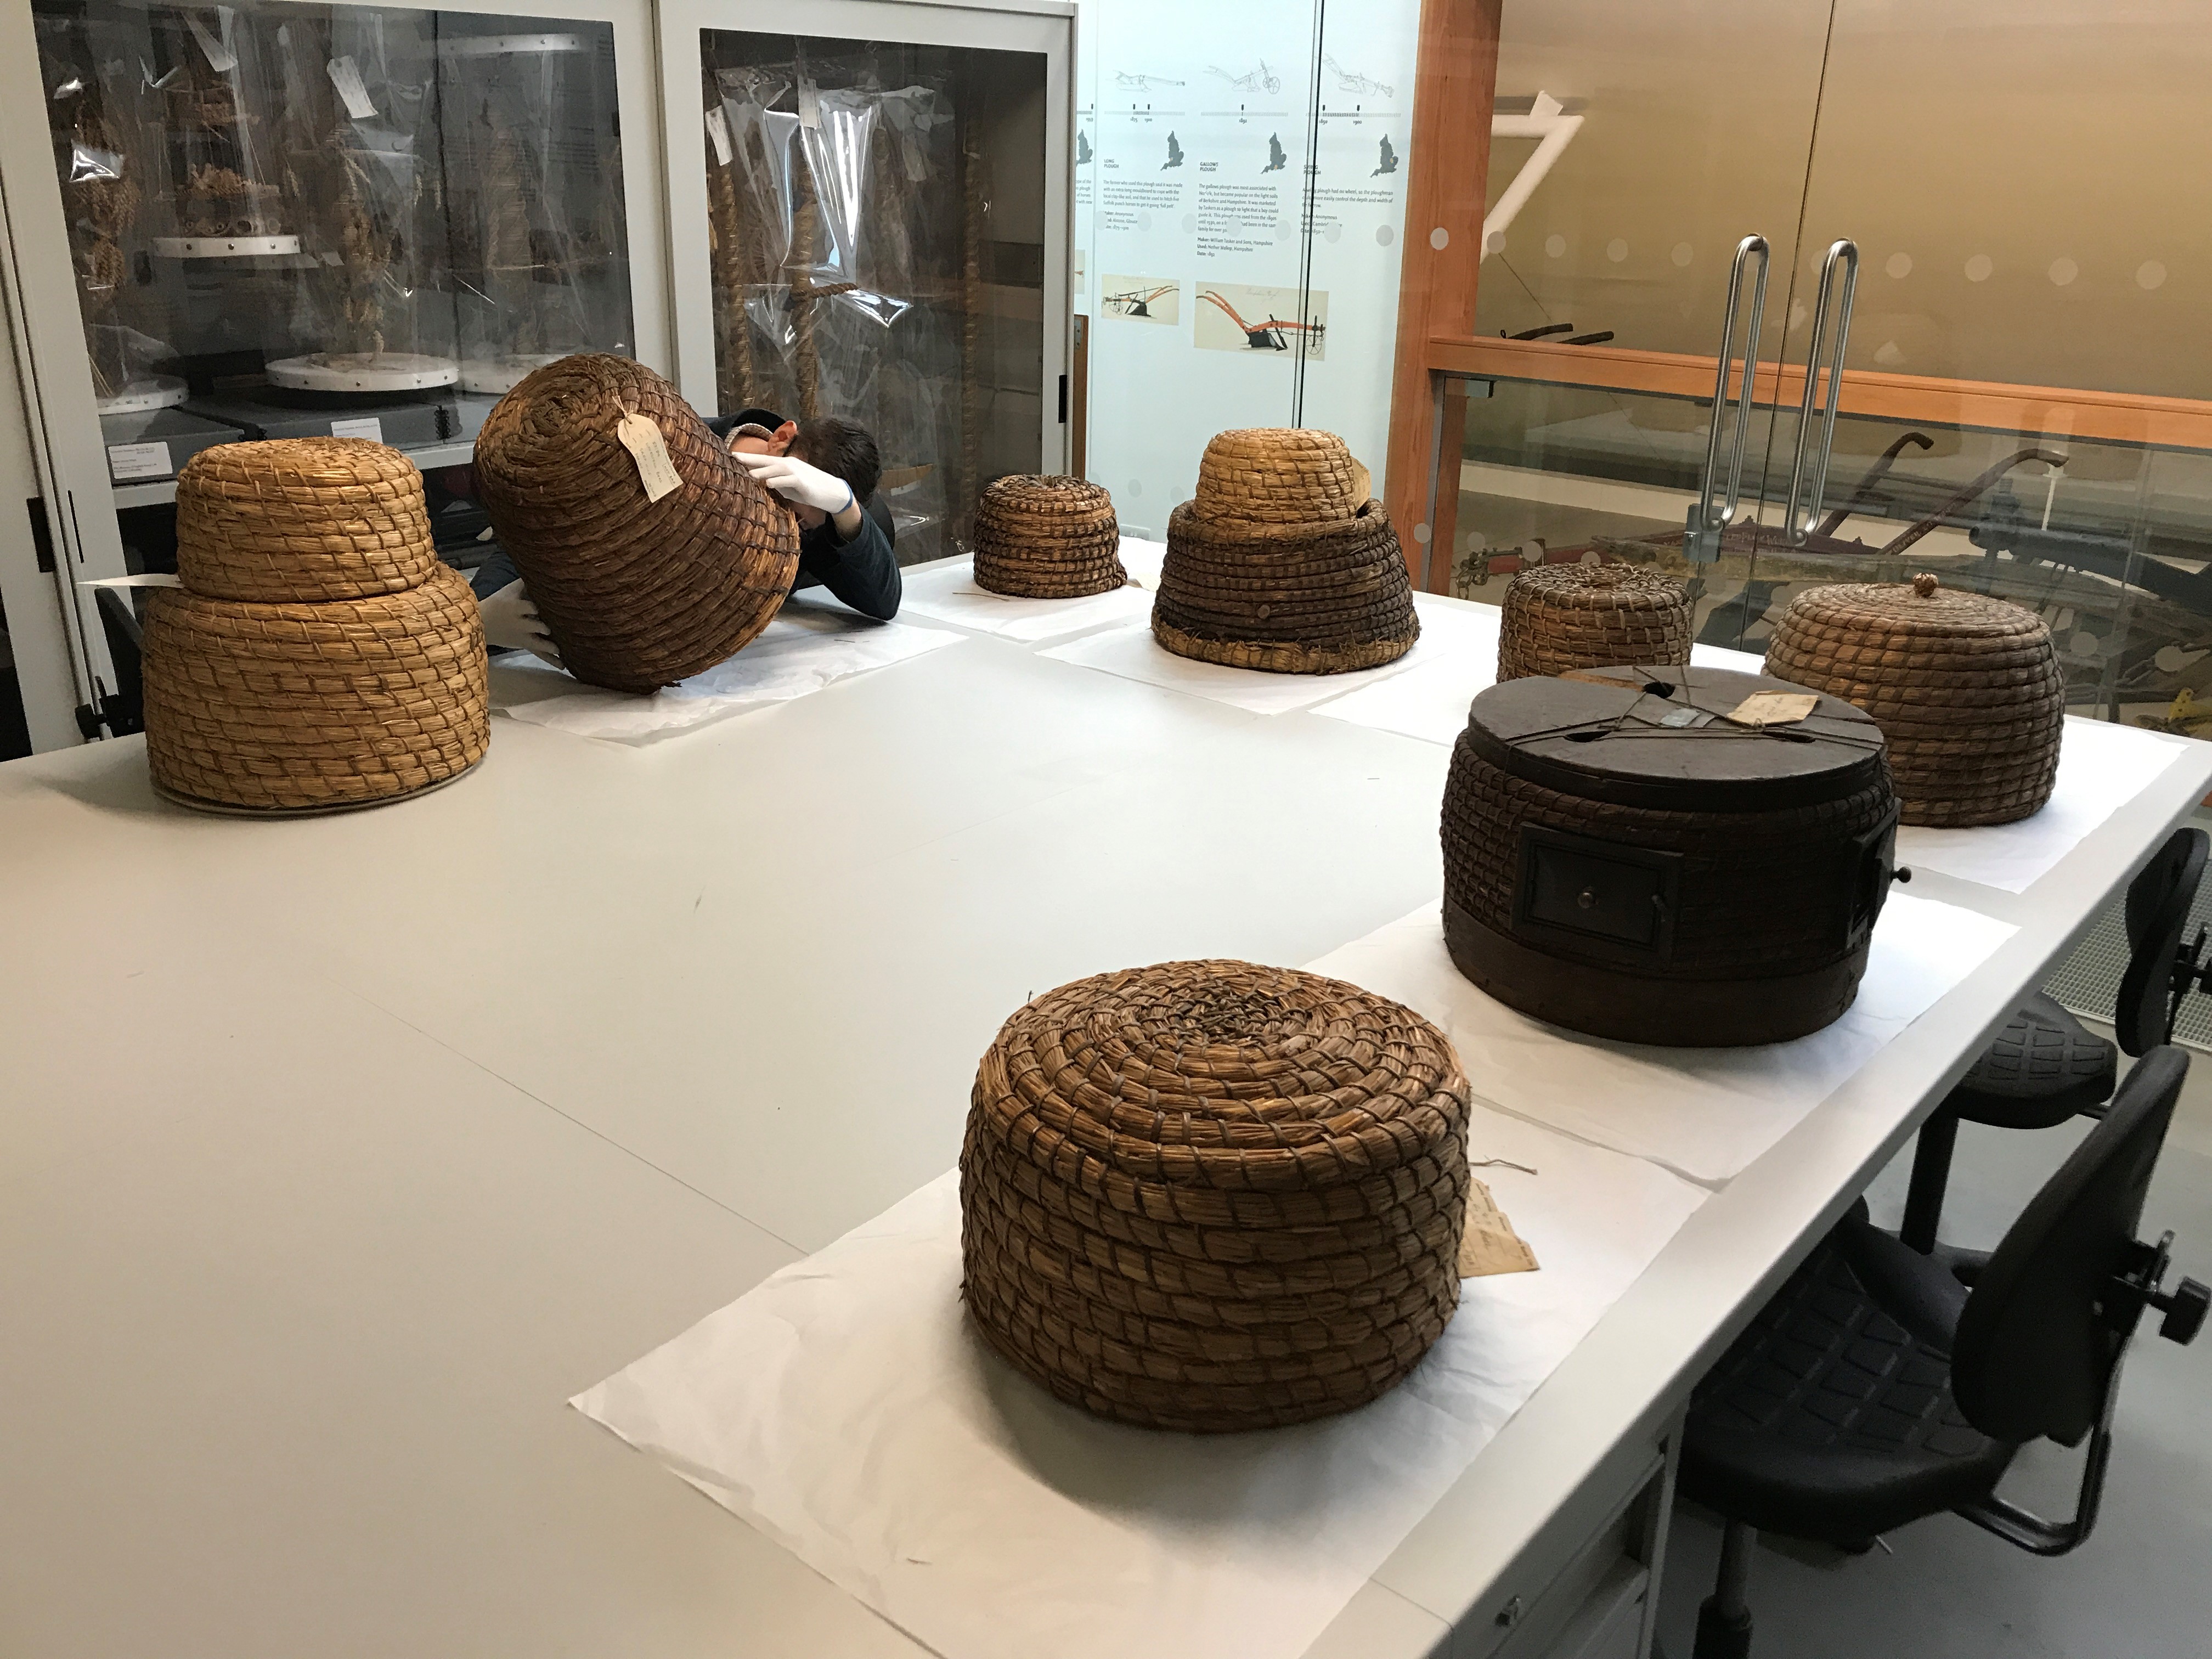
[
  {"xmin": 1498, "ymin": 562, "xmax": 1692, "ymax": 681},
  {"xmin": 1194, "ymin": 427, "xmax": 1364, "ymax": 527},
  {"xmin": 973, "ymin": 475, "xmax": 1126, "ymax": 598},
  {"xmin": 473, "ymin": 354, "xmax": 800, "ymax": 693},
  {"xmin": 961, "ymin": 959, "xmax": 1470, "ymax": 1432},
  {"xmin": 1764, "ymin": 574, "xmax": 2063, "ymax": 827},
  {"xmin": 143, "ymin": 562, "xmax": 488, "ymax": 812},
  {"xmin": 174, "ymin": 439, "xmax": 441, "ymax": 603}
]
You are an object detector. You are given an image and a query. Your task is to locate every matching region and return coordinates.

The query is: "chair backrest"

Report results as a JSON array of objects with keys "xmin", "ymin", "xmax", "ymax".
[
  {"xmin": 1951, "ymin": 1045, "xmax": 2188, "ymax": 1446},
  {"xmin": 2115, "ymin": 829, "xmax": 2208, "ymax": 1055}
]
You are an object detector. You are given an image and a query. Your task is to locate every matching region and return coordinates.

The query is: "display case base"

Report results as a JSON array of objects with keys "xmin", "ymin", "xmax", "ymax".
[{"xmin": 267, "ymin": 353, "xmax": 460, "ymax": 393}]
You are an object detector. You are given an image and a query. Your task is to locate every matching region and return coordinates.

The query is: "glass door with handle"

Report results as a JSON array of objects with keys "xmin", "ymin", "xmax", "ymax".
[{"xmin": 1428, "ymin": 0, "xmax": 1839, "ymax": 636}]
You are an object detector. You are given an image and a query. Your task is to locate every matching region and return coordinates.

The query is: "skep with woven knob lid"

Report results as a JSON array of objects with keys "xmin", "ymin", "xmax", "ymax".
[
  {"xmin": 473, "ymin": 354, "xmax": 800, "ymax": 693},
  {"xmin": 960, "ymin": 959, "xmax": 1470, "ymax": 1432},
  {"xmin": 1764, "ymin": 572, "xmax": 2063, "ymax": 827},
  {"xmin": 1153, "ymin": 428, "xmax": 1419, "ymax": 675}
]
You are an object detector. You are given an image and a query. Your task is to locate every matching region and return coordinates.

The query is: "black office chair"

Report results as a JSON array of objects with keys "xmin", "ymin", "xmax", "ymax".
[
  {"xmin": 1900, "ymin": 827, "xmax": 2209, "ymax": 1252},
  {"xmin": 1680, "ymin": 1046, "xmax": 2208, "ymax": 1658}
]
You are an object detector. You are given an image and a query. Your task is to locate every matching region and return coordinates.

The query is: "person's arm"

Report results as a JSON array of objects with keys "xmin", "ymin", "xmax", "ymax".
[{"xmin": 798, "ymin": 494, "xmax": 902, "ymax": 621}]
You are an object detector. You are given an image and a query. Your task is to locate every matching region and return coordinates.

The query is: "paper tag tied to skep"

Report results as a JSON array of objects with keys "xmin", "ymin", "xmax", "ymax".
[
  {"xmin": 616, "ymin": 406, "xmax": 684, "ymax": 503},
  {"xmin": 1724, "ymin": 691, "xmax": 1819, "ymax": 729}
]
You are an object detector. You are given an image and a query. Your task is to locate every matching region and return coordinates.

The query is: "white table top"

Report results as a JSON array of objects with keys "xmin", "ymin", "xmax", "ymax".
[{"xmin": 3, "ymin": 568, "xmax": 2205, "ymax": 1657}]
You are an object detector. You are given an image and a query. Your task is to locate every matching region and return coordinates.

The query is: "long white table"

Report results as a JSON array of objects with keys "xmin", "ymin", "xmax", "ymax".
[{"xmin": 2, "ymin": 568, "xmax": 2204, "ymax": 1659}]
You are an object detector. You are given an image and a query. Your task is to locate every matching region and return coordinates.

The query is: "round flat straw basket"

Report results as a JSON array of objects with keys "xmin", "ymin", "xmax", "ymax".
[
  {"xmin": 961, "ymin": 959, "xmax": 1470, "ymax": 1432},
  {"xmin": 473, "ymin": 354, "xmax": 800, "ymax": 693},
  {"xmin": 1154, "ymin": 499, "xmax": 1418, "ymax": 673},
  {"xmin": 1498, "ymin": 562, "xmax": 1692, "ymax": 681},
  {"xmin": 174, "ymin": 438, "xmax": 442, "ymax": 603},
  {"xmin": 142, "ymin": 562, "xmax": 489, "ymax": 813},
  {"xmin": 1194, "ymin": 428, "xmax": 1364, "ymax": 528},
  {"xmin": 1764, "ymin": 573, "xmax": 2063, "ymax": 827},
  {"xmin": 972, "ymin": 475, "xmax": 1126, "ymax": 598}
]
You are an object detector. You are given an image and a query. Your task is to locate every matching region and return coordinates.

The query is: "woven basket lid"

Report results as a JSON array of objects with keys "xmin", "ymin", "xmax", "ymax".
[
  {"xmin": 1192, "ymin": 427, "xmax": 1364, "ymax": 528},
  {"xmin": 175, "ymin": 438, "xmax": 440, "ymax": 603},
  {"xmin": 1463, "ymin": 663, "xmax": 1887, "ymax": 810},
  {"xmin": 961, "ymin": 959, "xmax": 1470, "ymax": 1432},
  {"xmin": 473, "ymin": 354, "xmax": 800, "ymax": 693},
  {"xmin": 142, "ymin": 562, "xmax": 489, "ymax": 814},
  {"xmin": 1767, "ymin": 574, "xmax": 2055, "ymax": 681},
  {"xmin": 973, "ymin": 474, "xmax": 1126, "ymax": 598}
]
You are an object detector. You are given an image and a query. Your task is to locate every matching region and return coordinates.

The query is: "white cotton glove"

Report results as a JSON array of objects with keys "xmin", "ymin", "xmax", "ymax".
[
  {"xmin": 477, "ymin": 577, "xmax": 563, "ymax": 669},
  {"xmin": 732, "ymin": 449, "xmax": 855, "ymax": 516}
]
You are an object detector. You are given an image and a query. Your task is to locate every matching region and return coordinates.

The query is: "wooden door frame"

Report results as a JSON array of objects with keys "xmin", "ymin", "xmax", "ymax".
[{"xmin": 1384, "ymin": 0, "xmax": 1504, "ymax": 592}]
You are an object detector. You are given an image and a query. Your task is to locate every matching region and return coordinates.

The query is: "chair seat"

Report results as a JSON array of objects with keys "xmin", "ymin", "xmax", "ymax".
[
  {"xmin": 1948, "ymin": 991, "xmax": 2116, "ymax": 1130},
  {"xmin": 1683, "ymin": 1233, "xmax": 2015, "ymax": 1543}
]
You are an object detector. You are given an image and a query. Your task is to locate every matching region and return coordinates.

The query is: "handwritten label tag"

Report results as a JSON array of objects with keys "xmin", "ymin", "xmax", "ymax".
[
  {"xmin": 326, "ymin": 56, "xmax": 377, "ymax": 120},
  {"xmin": 616, "ymin": 412, "xmax": 683, "ymax": 503},
  {"xmin": 704, "ymin": 105, "xmax": 733, "ymax": 165},
  {"xmin": 797, "ymin": 78, "xmax": 822, "ymax": 129},
  {"xmin": 1725, "ymin": 691, "xmax": 1819, "ymax": 728},
  {"xmin": 107, "ymin": 440, "xmax": 173, "ymax": 481},
  {"xmin": 187, "ymin": 10, "xmax": 235, "ymax": 72},
  {"xmin": 329, "ymin": 415, "xmax": 383, "ymax": 443},
  {"xmin": 1458, "ymin": 1179, "xmax": 1540, "ymax": 1278}
]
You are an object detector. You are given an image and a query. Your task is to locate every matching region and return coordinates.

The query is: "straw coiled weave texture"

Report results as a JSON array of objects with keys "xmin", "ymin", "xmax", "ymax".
[
  {"xmin": 1498, "ymin": 562, "xmax": 1692, "ymax": 681},
  {"xmin": 174, "ymin": 438, "xmax": 441, "ymax": 602},
  {"xmin": 973, "ymin": 475, "xmax": 1126, "ymax": 598},
  {"xmin": 961, "ymin": 960, "xmax": 1470, "ymax": 1432},
  {"xmin": 1194, "ymin": 427, "xmax": 1365, "ymax": 527},
  {"xmin": 143, "ymin": 562, "xmax": 488, "ymax": 812},
  {"xmin": 1764, "ymin": 575, "xmax": 2063, "ymax": 827},
  {"xmin": 473, "ymin": 354, "xmax": 799, "ymax": 693}
]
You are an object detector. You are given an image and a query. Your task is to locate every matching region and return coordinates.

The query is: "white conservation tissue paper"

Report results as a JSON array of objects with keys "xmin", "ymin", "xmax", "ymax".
[
  {"xmin": 1042, "ymin": 594, "xmax": 1494, "ymax": 717},
  {"xmin": 1311, "ymin": 624, "xmax": 1762, "ymax": 748},
  {"xmin": 573, "ymin": 1102, "xmax": 1706, "ymax": 1659},
  {"xmin": 1895, "ymin": 716, "xmax": 2190, "ymax": 894},
  {"xmin": 898, "ymin": 544, "xmax": 1160, "ymax": 644},
  {"xmin": 1306, "ymin": 892, "xmax": 2018, "ymax": 1186},
  {"xmin": 494, "ymin": 602, "xmax": 961, "ymax": 744}
]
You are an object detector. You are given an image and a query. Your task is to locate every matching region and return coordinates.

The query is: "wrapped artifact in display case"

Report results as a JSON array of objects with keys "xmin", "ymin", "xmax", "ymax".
[
  {"xmin": 1441, "ymin": 665, "xmax": 1904, "ymax": 1047},
  {"xmin": 1154, "ymin": 428, "xmax": 1418, "ymax": 674},
  {"xmin": 33, "ymin": 1, "xmax": 638, "ymax": 474},
  {"xmin": 1765, "ymin": 574, "xmax": 2066, "ymax": 829},
  {"xmin": 142, "ymin": 437, "xmax": 489, "ymax": 813},
  {"xmin": 971, "ymin": 475, "xmax": 1123, "ymax": 597},
  {"xmin": 698, "ymin": 32, "xmax": 1049, "ymax": 562},
  {"xmin": 961, "ymin": 959, "xmax": 1471, "ymax": 1432}
]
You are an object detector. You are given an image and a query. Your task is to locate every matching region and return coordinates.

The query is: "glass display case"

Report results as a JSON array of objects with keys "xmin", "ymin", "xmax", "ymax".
[
  {"xmin": 1429, "ymin": 0, "xmax": 2212, "ymax": 732},
  {"xmin": 692, "ymin": 24, "xmax": 1052, "ymax": 563},
  {"xmin": 32, "ymin": 0, "xmax": 636, "ymax": 485}
]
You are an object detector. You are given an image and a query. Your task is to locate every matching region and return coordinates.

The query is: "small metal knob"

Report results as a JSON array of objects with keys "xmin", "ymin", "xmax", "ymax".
[
  {"xmin": 1495, "ymin": 1595, "xmax": 1523, "ymax": 1628},
  {"xmin": 1577, "ymin": 888, "xmax": 1596, "ymax": 910}
]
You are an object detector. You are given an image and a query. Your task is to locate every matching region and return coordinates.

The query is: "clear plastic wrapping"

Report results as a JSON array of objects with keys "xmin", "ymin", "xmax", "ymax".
[{"xmin": 701, "ymin": 36, "xmax": 1047, "ymax": 563}]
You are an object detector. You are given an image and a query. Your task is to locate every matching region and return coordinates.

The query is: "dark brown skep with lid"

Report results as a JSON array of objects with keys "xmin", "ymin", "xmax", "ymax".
[
  {"xmin": 973, "ymin": 475, "xmax": 1126, "ymax": 597},
  {"xmin": 1154, "ymin": 428, "xmax": 1419, "ymax": 675},
  {"xmin": 473, "ymin": 354, "xmax": 800, "ymax": 693},
  {"xmin": 1764, "ymin": 573, "xmax": 2063, "ymax": 827},
  {"xmin": 1441, "ymin": 665, "xmax": 1902, "ymax": 1046},
  {"xmin": 961, "ymin": 959, "xmax": 1470, "ymax": 1432},
  {"xmin": 143, "ymin": 438, "xmax": 489, "ymax": 815},
  {"xmin": 1498, "ymin": 561, "xmax": 1692, "ymax": 682}
]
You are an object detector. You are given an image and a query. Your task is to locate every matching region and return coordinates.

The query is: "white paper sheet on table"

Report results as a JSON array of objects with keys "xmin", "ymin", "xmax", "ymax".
[
  {"xmin": 1041, "ymin": 594, "xmax": 1493, "ymax": 716},
  {"xmin": 1896, "ymin": 716, "xmax": 2190, "ymax": 893},
  {"xmin": 492, "ymin": 601, "xmax": 961, "ymax": 744},
  {"xmin": 572, "ymin": 1102, "xmax": 1705, "ymax": 1659},
  {"xmin": 898, "ymin": 549, "xmax": 1157, "ymax": 645},
  {"xmin": 1306, "ymin": 892, "xmax": 2017, "ymax": 1186},
  {"xmin": 1310, "ymin": 625, "xmax": 1762, "ymax": 747}
]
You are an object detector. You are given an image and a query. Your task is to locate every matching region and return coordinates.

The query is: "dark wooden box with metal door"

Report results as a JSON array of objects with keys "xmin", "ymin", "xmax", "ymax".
[{"xmin": 1440, "ymin": 665, "xmax": 1906, "ymax": 1047}]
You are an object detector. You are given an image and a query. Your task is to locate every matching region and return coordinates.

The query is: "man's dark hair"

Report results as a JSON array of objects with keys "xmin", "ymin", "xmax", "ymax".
[{"xmin": 789, "ymin": 416, "xmax": 881, "ymax": 504}]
